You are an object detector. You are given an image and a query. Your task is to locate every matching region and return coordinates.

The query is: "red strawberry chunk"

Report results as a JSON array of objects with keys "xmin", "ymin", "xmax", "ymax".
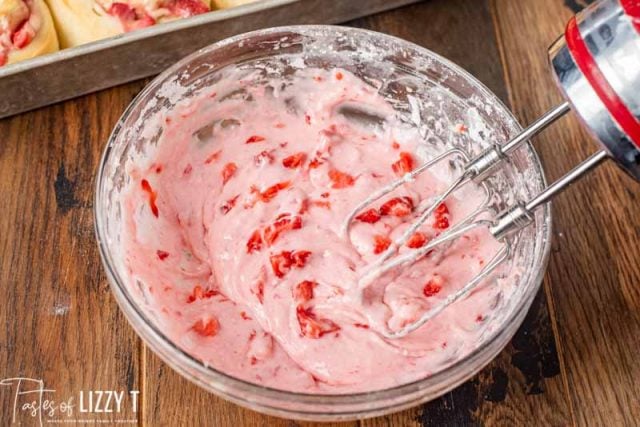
[
  {"xmin": 140, "ymin": 179, "xmax": 159, "ymax": 217},
  {"xmin": 254, "ymin": 150, "xmax": 274, "ymax": 166},
  {"xmin": 355, "ymin": 208, "xmax": 381, "ymax": 224},
  {"xmin": 373, "ymin": 235, "xmax": 391, "ymax": 254},
  {"xmin": 380, "ymin": 197, "xmax": 414, "ymax": 217},
  {"xmin": 309, "ymin": 157, "xmax": 323, "ymax": 169},
  {"xmin": 255, "ymin": 279, "xmax": 265, "ymax": 303},
  {"xmin": 293, "ymin": 280, "xmax": 316, "ymax": 302},
  {"xmin": 328, "ymin": 169, "xmax": 355, "ymax": 189},
  {"xmin": 433, "ymin": 202, "xmax": 450, "ymax": 230},
  {"xmin": 263, "ymin": 214, "xmax": 302, "ymax": 246},
  {"xmin": 220, "ymin": 195, "xmax": 239, "ymax": 215},
  {"xmin": 252, "ymin": 181, "xmax": 291, "ymax": 203},
  {"xmin": 11, "ymin": 21, "xmax": 34, "ymax": 49},
  {"xmin": 221, "ymin": 162, "xmax": 237, "ymax": 185},
  {"xmin": 187, "ymin": 285, "xmax": 218, "ymax": 303},
  {"xmin": 204, "ymin": 150, "xmax": 221, "ymax": 164},
  {"xmin": 156, "ymin": 250, "xmax": 170, "ymax": 260},
  {"xmin": 296, "ymin": 306, "xmax": 340, "ymax": 338},
  {"xmin": 423, "ymin": 275, "xmax": 444, "ymax": 297},
  {"xmin": 0, "ymin": 52, "xmax": 7, "ymax": 67},
  {"xmin": 291, "ymin": 250, "xmax": 311, "ymax": 267},
  {"xmin": 269, "ymin": 250, "xmax": 311, "ymax": 278},
  {"xmin": 191, "ymin": 317, "xmax": 220, "ymax": 337},
  {"xmin": 246, "ymin": 135, "xmax": 266, "ymax": 144},
  {"xmin": 406, "ymin": 232, "xmax": 428, "ymax": 249},
  {"xmin": 108, "ymin": 2, "xmax": 135, "ymax": 20},
  {"xmin": 282, "ymin": 152, "xmax": 307, "ymax": 168},
  {"xmin": 170, "ymin": 0, "xmax": 209, "ymax": 17},
  {"xmin": 391, "ymin": 152, "xmax": 415, "ymax": 176},
  {"xmin": 270, "ymin": 251, "xmax": 293, "ymax": 278},
  {"xmin": 246, "ymin": 229, "xmax": 263, "ymax": 253}
]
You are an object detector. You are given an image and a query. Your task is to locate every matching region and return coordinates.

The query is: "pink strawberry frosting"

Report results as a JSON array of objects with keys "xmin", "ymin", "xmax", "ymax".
[{"xmin": 122, "ymin": 67, "xmax": 506, "ymax": 393}]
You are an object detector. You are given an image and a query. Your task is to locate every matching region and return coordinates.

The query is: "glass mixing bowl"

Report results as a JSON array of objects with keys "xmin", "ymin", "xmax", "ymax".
[{"xmin": 95, "ymin": 26, "xmax": 552, "ymax": 421}]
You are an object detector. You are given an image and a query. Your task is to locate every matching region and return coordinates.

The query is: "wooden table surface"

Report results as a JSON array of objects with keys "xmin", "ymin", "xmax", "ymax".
[{"xmin": 2, "ymin": 0, "xmax": 639, "ymax": 425}]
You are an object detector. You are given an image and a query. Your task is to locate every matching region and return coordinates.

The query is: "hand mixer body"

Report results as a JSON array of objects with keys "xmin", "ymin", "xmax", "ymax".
[
  {"xmin": 550, "ymin": 0, "xmax": 640, "ymax": 179},
  {"xmin": 348, "ymin": 0, "xmax": 640, "ymax": 339}
]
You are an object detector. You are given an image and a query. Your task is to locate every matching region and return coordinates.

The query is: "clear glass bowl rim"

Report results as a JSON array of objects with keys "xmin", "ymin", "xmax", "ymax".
[{"xmin": 94, "ymin": 25, "xmax": 553, "ymax": 418}]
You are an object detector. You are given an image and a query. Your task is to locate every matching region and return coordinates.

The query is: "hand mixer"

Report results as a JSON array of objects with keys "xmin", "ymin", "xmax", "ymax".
[{"xmin": 345, "ymin": 0, "xmax": 640, "ymax": 339}]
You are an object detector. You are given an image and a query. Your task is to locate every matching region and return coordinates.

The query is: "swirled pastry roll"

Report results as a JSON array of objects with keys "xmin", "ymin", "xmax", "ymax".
[
  {"xmin": 46, "ymin": 0, "xmax": 210, "ymax": 48},
  {"xmin": 0, "ymin": 0, "xmax": 59, "ymax": 66}
]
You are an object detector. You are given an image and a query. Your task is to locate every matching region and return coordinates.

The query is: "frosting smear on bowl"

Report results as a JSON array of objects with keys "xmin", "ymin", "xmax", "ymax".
[{"xmin": 123, "ymin": 67, "xmax": 504, "ymax": 393}]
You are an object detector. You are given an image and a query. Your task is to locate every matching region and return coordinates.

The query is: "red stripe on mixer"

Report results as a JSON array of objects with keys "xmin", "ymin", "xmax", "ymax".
[
  {"xmin": 565, "ymin": 16, "xmax": 640, "ymax": 148},
  {"xmin": 620, "ymin": 0, "xmax": 640, "ymax": 33}
]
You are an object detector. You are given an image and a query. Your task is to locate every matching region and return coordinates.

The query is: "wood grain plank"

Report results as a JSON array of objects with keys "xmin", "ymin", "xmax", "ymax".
[
  {"xmin": 491, "ymin": 0, "xmax": 640, "ymax": 425},
  {"xmin": 0, "ymin": 81, "xmax": 147, "ymax": 424}
]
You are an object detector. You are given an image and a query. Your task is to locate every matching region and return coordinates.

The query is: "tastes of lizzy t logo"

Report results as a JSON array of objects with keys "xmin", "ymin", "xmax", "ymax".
[{"xmin": 1, "ymin": 377, "xmax": 139, "ymax": 425}]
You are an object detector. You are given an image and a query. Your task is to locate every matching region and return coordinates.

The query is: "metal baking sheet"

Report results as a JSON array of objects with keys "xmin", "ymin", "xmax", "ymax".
[{"xmin": 0, "ymin": 0, "xmax": 422, "ymax": 118}]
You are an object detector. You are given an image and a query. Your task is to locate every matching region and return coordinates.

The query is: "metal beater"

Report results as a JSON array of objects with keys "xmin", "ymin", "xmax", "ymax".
[{"xmin": 346, "ymin": 0, "xmax": 640, "ymax": 339}]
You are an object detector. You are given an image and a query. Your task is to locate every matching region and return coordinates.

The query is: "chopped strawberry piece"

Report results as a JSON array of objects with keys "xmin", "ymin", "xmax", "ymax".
[
  {"xmin": 252, "ymin": 181, "xmax": 291, "ymax": 203},
  {"xmin": 433, "ymin": 202, "xmax": 450, "ymax": 230},
  {"xmin": 282, "ymin": 152, "xmax": 307, "ymax": 168},
  {"xmin": 380, "ymin": 197, "xmax": 414, "ymax": 217},
  {"xmin": 0, "ymin": 52, "xmax": 7, "ymax": 67},
  {"xmin": 311, "ymin": 200, "xmax": 331, "ymax": 209},
  {"xmin": 435, "ymin": 203, "xmax": 449, "ymax": 215},
  {"xmin": 263, "ymin": 214, "xmax": 302, "ymax": 246},
  {"xmin": 305, "ymin": 114, "xmax": 311, "ymax": 125},
  {"xmin": 269, "ymin": 250, "xmax": 311, "ymax": 278},
  {"xmin": 406, "ymin": 232, "xmax": 428, "ymax": 249},
  {"xmin": 476, "ymin": 314, "xmax": 484, "ymax": 322},
  {"xmin": 269, "ymin": 251, "xmax": 293, "ymax": 278},
  {"xmin": 169, "ymin": 0, "xmax": 209, "ymax": 17},
  {"xmin": 220, "ymin": 195, "xmax": 239, "ymax": 215},
  {"xmin": 434, "ymin": 215, "xmax": 450, "ymax": 230},
  {"xmin": 156, "ymin": 250, "xmax": 170, "ymax": 260},
  {"xmin": 355, "ymin": 208, "xmax": 381, "ymax": 224},
  {"xmin": 183, "ymin": 164, "xmax": 193, "ymax": 175},
  {"xmin": 354, "ymin": 323, "xmax": 369, "ymax": 329},
  {"xmin": 328, "ymin": 169, "xmax": 355, "ymax": 189},
  {"xmin": 246, "ymin": 135, "xmax": 266, "ymax": 144},
  {"xmin": 127, "ymin": 13, "xmax": 155, "ymax": 30},
  {"xmin": 246, "ymin": 229, "xmax": 263, "ymax": 253},
  {"xmin": 335, "ymin": 71, "xmax": 343, "ymax": 80},
  {"xmin": 291, "ymin": 250, "xmax": 311, "ymax": 267},
  {"xmin": 191, "ymin": 318, "xmax": 219, "ymax": 337},
  {"xmin": 204, "ymin": 150, "xmax": 221, "ymax": 164},
  {"xmin": 293, "ymin": 280, "xmax": 316, "ymax": 302},
  {"xmin": 140, "ymin": 179, "xmax": 159, "ymax": 217},
  {"xmin": 108, "ymin": 2, "xmax": 135, "ymax": 20},
  {"xmin": 299, "ymin": 198, "xmax": 332, "ymax": 215},
  {"xmin": 254, "ymin": 150, "xmax": 274, "ymax": 166},
  {"xmin": 255, "ymin": 280, "xmax": 264, "ymax": 303},
  {"xmin": 373, "ymin": 235, "xmax": 391, "ymax": 254},
  {"xmin": 240, "ymin": 311, "xmax": 252, "ymax": 320},
  {"xmin": 391, "ymin": 141, "xmax": 400, "ymax": 150},
  {"xmin": 308, "ymin": 158, "xmax": 323, "ymax": 169},
  {"xmin": 455, "ymin": 123, "xmax": 468, "ymax": 133},
  {"xmin": 187, "ymin": 285, "xmax": 218, "ymax": 303},
  {"xmin": 296, "ymin": 306, "xmax": 340, "ymax": 338},
  {"xmin": 423, "ymin": 275, "xmax": 444, "ymax": 297},
  {"xmin": 391, "ymin": 152, "xmax": 415, "ymax": 176},
  {"xmin": 11, "ymin": 21, "xmax": 34, "ymax": 49},
  {"xmin": 221, "ymin": 162, "xmax": 237, "ymax": 185}
]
